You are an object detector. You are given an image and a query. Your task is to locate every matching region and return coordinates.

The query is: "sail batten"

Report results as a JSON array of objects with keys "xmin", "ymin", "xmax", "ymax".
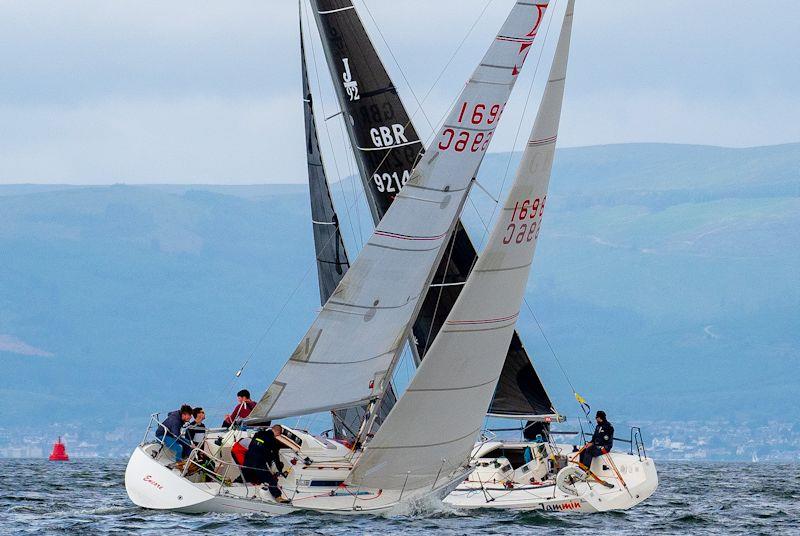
[{"xmin": 347, "ymin": 0, "xmax": 574, "ymax": 491}]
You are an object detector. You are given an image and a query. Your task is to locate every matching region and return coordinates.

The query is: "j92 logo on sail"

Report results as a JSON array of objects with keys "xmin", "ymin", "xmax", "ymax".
[{"xmin": 502, "ymin": 196, "xmax": 546, "ymax": 245}]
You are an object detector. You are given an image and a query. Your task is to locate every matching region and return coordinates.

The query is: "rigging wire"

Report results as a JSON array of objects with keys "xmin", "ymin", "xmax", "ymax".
[
  {"xmin": 358, "ymin": 0, "xmax": 437, "ymax": 135},
  {"xmin": 521, "ymin": 297, "xmax": 580, "ymax": 403},
  {"xmin": 219, "ymin": 253, "xmax": 319, "ymax": 402},
  {"xmin": 336, "ymin": 115, "xmax": 365, "ymax": 248},
  {"xmin": 472, "ymin": 179, "xmax": 500, "ymax": 204}
]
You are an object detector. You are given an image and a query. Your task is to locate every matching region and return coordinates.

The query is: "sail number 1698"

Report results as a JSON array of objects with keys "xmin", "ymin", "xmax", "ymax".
[{"xmin": 502, "ymin": 196, "xmax": 546, "ymax": 245}]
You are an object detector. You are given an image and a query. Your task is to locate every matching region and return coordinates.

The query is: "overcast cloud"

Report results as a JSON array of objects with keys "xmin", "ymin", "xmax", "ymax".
[{"xmin": 0, "ymin": 0, "xmax": 798, "ymax": 184}]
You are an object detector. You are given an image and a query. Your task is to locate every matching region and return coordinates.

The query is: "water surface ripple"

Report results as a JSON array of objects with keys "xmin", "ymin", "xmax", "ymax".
[{"xmin": 1, "ymin": 460, "xmax": 798, "ymax": 535}]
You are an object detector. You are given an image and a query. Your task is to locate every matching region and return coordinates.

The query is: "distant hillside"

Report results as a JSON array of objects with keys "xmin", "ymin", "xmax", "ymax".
[{"xmin": 0, "ymin": 143, "xmax": 797, "ymax": 429}]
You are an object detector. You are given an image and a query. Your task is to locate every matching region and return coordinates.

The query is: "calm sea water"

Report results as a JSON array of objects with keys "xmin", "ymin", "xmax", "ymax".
[{"xmin": 1, "ymin": 459, "xmax": 797, "ymax": 535}]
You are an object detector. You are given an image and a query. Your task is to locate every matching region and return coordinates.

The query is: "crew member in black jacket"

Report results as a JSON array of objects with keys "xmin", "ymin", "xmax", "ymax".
[
  {"xmin": 579, "ymin": 410, "xmax": 614, "ymax": 471},
  {"xmin": 241, "ymin": 425, "xmax": 290, "ymax": 503}
]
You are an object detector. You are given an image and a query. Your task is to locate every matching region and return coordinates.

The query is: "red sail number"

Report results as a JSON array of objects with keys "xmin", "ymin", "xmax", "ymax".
[
  {"xmin": 438, "ymin": 129, "xmax": 493, "ymax": 153},
  {"xmin": 502, "ymin": 196, "xmax": 547, "ymax": 244}
]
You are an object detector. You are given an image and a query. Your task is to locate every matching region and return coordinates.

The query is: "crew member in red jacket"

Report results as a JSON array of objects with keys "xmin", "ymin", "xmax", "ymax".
[{"xmin": 222, "ymin": 389, "xmax": 257, "ymax": 428}]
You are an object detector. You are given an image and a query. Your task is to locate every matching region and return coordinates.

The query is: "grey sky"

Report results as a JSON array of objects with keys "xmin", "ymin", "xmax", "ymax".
[{"xmin": 1, "ymin": 0, "xmax": 798, "ymax": 184}]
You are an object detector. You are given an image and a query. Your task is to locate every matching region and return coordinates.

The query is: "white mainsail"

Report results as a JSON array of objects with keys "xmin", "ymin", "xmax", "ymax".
[
  {"xmin": 249, "ymin": 0, "xmax": 552, "ymax": 422},
  {"xmin": 347, "ymin": 0, "xmax": 575, "ymax": 491}
]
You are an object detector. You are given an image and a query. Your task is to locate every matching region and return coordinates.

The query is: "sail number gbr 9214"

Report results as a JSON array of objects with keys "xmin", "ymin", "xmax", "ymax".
[
  {"xmin": 373, "ymin": 169, "xmax": 411, "ymax": 193},
  {"xmin": 438, "ymin": 102, "xmax": 506, "ymax": 153},
  {"xmin": 503, "ymin": 196, "xmax": 546, "ymax": 245}
]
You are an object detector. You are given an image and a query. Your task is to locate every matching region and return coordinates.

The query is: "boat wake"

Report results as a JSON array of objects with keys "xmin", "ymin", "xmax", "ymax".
[{"xmin": 382, "ymin": 494, "xmax": 468, "ymax": 518}]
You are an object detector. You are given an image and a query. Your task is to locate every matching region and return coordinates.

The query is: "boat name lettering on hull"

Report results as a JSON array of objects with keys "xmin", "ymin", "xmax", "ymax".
[
  {"xmin": 143, "ymin": 475, "xmax": 164, "ymax": 490},
  {"xmin": 544, "ymin": 500, "xmax": 582, "ymax": 511}
]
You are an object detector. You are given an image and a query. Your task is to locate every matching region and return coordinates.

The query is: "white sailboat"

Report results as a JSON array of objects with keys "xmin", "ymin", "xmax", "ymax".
[
  {"xmin": 125, "ymin": 0, "xmax": 555, "ymax": 515},
  {"xmin": 443, "ymin": 1, "xmax": 658, "ymax": 511}
]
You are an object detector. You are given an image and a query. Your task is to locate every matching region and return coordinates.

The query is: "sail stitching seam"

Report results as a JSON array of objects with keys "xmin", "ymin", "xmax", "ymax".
[
  {"xmin": 374, "ymin": 230, "xmax": 448, "ymax": 241},
  {"xmin": 365, "ymin": 426, "xmax": 482, "ymax": 450},
  {"xmin": 446, "ymin": 312, "xmax": 519, "ymax": 325},
  {"xmin": 299, "ymin": 346, "xmax": 400, "ymax": 365},
  {"xmin": 474, "ymin": 260, "xmax": 533, "ymax": 272},
  {"xmin": 406, "ymin": 377, "xmax": 497, "ymax": 393},
  {"xmin": 365, "ymin": 243, "xmax": 441, "ymax": 252}
]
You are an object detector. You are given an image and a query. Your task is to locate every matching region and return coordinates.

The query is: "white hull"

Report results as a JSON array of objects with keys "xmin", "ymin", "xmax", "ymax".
[
  {"xmin": 443, "ymin": 441, "xmax": 658, "ymax": 512},
  {"xmin": 125, "ymin": 445, "xmax": 296, "ymax": 515},
  {"xmin": 125, "ymin": 428, "xmax": 467, "ymax": 516}
]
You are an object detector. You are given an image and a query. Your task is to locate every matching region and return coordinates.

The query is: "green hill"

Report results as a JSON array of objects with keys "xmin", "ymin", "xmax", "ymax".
[{"xmin": 0, "ymin": 143, "xmax": 797, "ymax": 429}]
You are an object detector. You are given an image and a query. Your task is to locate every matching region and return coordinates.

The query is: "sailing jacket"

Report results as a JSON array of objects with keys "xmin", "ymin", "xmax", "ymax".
[
  {"xmin": 156, "ymin": 410, "xmax": 184, "ymax": 439},
  {"xmin": 243, "ymin": 429, "xmax": 284, "ymax": 474},
  {"xmin": 591, "ymin": 421, "xmax": 614, "ymax": 451}
]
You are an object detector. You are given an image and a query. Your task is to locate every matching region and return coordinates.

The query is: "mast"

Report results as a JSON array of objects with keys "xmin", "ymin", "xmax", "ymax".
[
  {"xmin": 348, "ymin": 0, "xmax": 575, "ymax": 491},
  {"xmin": 309, "ymin": 0, "xmax": 559, "ymax": 420}
]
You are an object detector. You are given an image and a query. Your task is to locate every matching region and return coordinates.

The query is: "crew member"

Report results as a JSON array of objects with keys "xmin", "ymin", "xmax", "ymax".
[
  {"xmin": 222, "ymin": 389, "xmax": 257, "ymax": 428},
  {"xmin": 578, "ymin": 410, "xmax": 614, "ymax": 471},
  {"xmin": 182, "ymin": 407, "xmax": 207, "ymax": 457},
  {"xmin": 241, "ymin": 425, "xmax": 290, "ymax": 503},
  {"xmin": 155, "ymin": 404, "xmax": 193, "ymax": 461}
]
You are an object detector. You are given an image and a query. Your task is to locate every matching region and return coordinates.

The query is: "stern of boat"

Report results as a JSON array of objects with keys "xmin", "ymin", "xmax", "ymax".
[{"xmin": 125, "ymin": 443, "xmax": 216, "ymax": 512}]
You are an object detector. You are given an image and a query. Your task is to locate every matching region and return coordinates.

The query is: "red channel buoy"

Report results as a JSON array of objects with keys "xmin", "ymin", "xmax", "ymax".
[{"xmin": 49, "ymin": 436, "xmax": 70, "ymax": 461}]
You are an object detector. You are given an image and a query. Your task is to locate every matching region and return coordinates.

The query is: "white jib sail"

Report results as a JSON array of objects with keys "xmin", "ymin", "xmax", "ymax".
[
  {"xmin": 347, "ymin": 0, "xmax": 575, "ymax": 491},
  {"xmin": 250, "ymin": 0, "xmax": 553, "ymax": 423}
]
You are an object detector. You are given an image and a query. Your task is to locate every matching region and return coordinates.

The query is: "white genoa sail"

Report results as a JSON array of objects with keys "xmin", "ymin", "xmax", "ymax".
[
  {"xmin": 347, "ymin": 0, "xmax": 574, "ymax": 491},
  {"xmin": 249, "ymin": 0, "xmax": 551, "ymax": 423}
]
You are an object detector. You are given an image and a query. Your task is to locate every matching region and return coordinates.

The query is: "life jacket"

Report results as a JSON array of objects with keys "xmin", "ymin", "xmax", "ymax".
[{"xmin": 231, "ymin": 440, "xmax": 248, "ymax": 466}]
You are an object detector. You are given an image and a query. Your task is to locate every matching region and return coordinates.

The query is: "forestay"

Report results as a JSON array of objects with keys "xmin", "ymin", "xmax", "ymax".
[
  {"xmin": 347, "ymin": 0, "xmax": 574, "ymax": 491},
  {"xmin": 249, "ymin": 0, "xmax": 548, "ymax": 423}
]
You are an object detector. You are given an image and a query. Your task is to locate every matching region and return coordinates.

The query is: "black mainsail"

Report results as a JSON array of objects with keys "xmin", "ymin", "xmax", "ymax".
[
  {"xmin": 300, "ymin": 13, "xmax": 395, "ymax": 439},
  {"xmin": 308, "ymin": 0, "xmax": 558, "ymax": 419},
  {"xmin": 301, "ymin": 23, "xmax": 350, "ymax": 303}
]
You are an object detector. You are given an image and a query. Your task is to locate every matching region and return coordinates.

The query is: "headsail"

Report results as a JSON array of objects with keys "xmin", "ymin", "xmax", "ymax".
[
  {"xmin": 310, "ymin": 0, "xmax": 557, "ymax": 419},
  {"xmin": 347, "ymin": 0, "xmax": 574, "ymax": 491},
  {"xmin": 249, "ymin": 0, "xmax": 546, "ymax": 423}
]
